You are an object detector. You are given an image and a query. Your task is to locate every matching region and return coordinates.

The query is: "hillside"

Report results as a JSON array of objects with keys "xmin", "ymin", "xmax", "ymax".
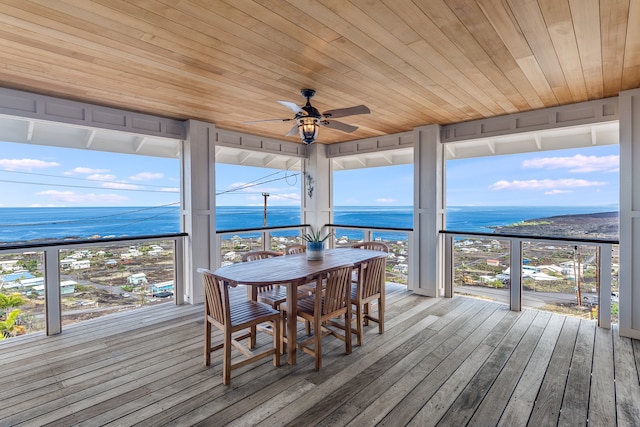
[{"xmin": 491, "ymin": 211, "xmax": 619, "ymax": 239}]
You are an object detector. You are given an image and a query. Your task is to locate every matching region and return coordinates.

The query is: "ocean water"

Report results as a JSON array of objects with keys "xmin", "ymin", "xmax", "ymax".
[{"xmin": 0, "ymin": 205, "xmax": 617, "ymax": 243}]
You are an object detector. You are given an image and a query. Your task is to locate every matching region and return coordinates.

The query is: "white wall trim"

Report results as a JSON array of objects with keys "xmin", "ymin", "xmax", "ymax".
[{"xmin": 441, "ymin": 96, "xmax": 619, "ymax": 143}]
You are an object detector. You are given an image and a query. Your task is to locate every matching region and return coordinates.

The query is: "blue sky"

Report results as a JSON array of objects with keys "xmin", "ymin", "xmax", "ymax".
[
  {"xmin": 0, "ymin": 140, "xmax": 619, "ymax": 208},
  {"xmin": 446, "ymin": 144, "xmax": 619, "ymax": 207}
]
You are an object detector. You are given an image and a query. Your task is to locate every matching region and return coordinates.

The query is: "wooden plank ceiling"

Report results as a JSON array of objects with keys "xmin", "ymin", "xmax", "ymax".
[{"xmin": 0, "ymin": 0, "xmax": 637, "ymax": 144}]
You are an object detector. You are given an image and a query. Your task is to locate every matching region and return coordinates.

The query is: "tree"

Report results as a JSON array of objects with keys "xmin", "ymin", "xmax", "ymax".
[
  {"xmin": 0, "ymin": 293, "xmax": 25, "ymax": 315},
  {"xmin": 0, "ymin": 309, "xmax": 25, "ymax": 338}
]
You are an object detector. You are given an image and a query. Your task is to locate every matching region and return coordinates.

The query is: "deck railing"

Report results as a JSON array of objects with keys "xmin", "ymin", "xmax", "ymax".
[
  {"xmin": 0, "ymin": 233, "xmax": 186, "ymax": 336},
  {"xmin": 441, "ymin": 230, "xmax": 618, "ymax": 329}
]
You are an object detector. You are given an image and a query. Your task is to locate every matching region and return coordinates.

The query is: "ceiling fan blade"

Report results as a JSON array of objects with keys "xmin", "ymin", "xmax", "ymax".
[
  {"xmin": 321, "ymin": 120, "xmax": 358, "ymax": 133},
  {"xmin": 277, "ymin": 100, "xmax": 305, "ymax": 115},
  {"xmin": 285, "ymin": 124, "xmax": 299, "ymax": 137},
  {"xmin": 322, "ymin": 105, "xmax": 370, "ymax": 118},
  {"xmin": 244, "ymin": 118, "xmax": 293, "ymax": 124}
]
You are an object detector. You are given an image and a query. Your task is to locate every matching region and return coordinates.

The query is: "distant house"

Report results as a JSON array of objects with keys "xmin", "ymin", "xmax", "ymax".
[
  {"xmin": 1, "ymin": 271, "xmax": 34, "ymax": 286},
  {"xmin": 4, "ymin": 276, "xmax": 45, "ymax": 293},
  {"xmin": 127, "ymin": 273, "xmax": 147, "ymax": 285},
  {"xmin": 70, "ymin": 260, "xmax": 91, "ymax": 270},
  {"xmin": 60, "ymin": 258, "xmax": 76, "ymax": 269},
  {"xmin": 151, "ymin": 281, "xmax": 173, "ymax": 293},
  {"xmin": 393, "ymin": 264, "xmax": 408, "ymax": 274},
  {"xmin": 0, "ymin": 260, "xmax": 20, "ymax": 272},
  {"xmin": 32, "ymin": 280, "xmax": 76, "ymax": 296}
]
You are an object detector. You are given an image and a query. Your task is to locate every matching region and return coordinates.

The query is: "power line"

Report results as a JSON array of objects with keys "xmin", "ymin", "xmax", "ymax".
[
  {"xmin": 216, "ymin": 172, "xmax": 301, "ymax": 196},
  {"xmin": 0, "ymin": 179, "xmax": 179, "ymax": 193},
  {"xmin": 0, "ymin": 169, "xmax": 176, "ymax": 189}
]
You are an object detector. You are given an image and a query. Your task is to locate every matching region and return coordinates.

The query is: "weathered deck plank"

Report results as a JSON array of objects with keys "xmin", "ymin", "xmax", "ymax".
[{"xmin": 0, "ymin": 284, "xmax": 637, "ymax": 426}]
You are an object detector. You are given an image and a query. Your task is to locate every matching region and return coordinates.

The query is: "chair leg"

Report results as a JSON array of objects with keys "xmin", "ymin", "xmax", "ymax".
[
  {"xmin": 364, "ymin": 302, "xmax": 371, "ymax": 326},
  {"xmin": 280, "ymin": 312, "xmax": 287, "ymax": 354},
  {"xmin": 356, "ymin": 303, "xmax": 364, "ymax": 346},
  {"xmin": 378, "ymin": 296, "xmax": 385, "ymax": 334},
  {"xmin": 273, "ymin": 318, "xmax": 281, "ymax": 367},
  {"xmin": 314, "ymin": 319, "xmax": 322, "ymax": 371},
  {"xmin": 204, "ymin": 319, "xmax": 212, "ymax": 366},
  {"xmin": 223, "ymin": 329, "xmax": 232, "ymax": 385},
  {"xmin": 249, "ymin": 325, "xmax": 257, "ymax": 349},
  {"xmin": 346, "ymin": 306, "xmax": 352, "ymax": 355}
]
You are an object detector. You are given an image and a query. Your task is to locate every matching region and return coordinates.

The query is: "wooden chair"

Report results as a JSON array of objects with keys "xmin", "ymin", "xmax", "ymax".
[
  {"xmin": 351, "ymin": 241, "xmax": 389, "ymax": 252},
  {"xmin": 241, "ymin": 250, "xmax": 287, "ymax": 309},
  {"xmin": 350, "ymin": 256, "xmax": 387, "ymax": 345},
  {"xmin": 198, "ymin": 268, "xmax": 281, "ymax": 385},
  {"xmin": 285, "ymin": 244, "xmax": 306, "ymax": 255},
  {"xmin": 295, "ymin": 264, "xmax": 354, "ymax": 371}
]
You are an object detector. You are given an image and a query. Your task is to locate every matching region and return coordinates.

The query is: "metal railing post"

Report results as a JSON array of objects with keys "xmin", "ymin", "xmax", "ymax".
[
  {"xmin": 598, "ymin": 243, "xmax": 612, "ymax": 329},
  {"xmin": 44, "ymin": 248, "xmax": 62, "ymax": 335}
]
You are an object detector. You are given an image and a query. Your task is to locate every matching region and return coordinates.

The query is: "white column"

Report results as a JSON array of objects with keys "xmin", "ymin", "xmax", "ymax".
[
  {"xmin": 182, "ymin": 120, "xmax": 216, "ymax": 305},
  {"xmin": 302, "ymin": 144, "xmax": 333, "ymax": 243},
  {"xmin": 411, "ymin": 125, "xmax": 445, "ymax": 297},
  {"xmin": 619, "ymin": 89, "xmax": 640, "ymax": 339}
]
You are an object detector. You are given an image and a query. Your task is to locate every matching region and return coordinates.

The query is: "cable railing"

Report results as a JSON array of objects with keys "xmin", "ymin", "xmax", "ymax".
[{"xmin": 441, "ymin": 230, "xmax": 618, "ymax": 329}]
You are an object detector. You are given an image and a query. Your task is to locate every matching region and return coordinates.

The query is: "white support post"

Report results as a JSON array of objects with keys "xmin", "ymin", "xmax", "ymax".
[
  {"xmin": 303, "ymin": 144, "xmax": 333, "ymax": 245},
  {"xmin": 619, "ymin": 89, "xmax": 640, "ymax": 339},
  {"xmin": 411, "ymin": 125, "xmax": 444, "ymax": 297},
  {"xmin": 182, "ymin": 120, "xmax": 216, "ymax": 305},
  {"xmin": 44, "ymin": 249, "xmax": 61, "ymax": 335}
]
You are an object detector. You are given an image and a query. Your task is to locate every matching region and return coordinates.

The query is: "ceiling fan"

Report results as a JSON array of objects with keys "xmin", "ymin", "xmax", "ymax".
[{"xmin": 245, "ymin": 89, "xmax": 370, "ymax": 144}]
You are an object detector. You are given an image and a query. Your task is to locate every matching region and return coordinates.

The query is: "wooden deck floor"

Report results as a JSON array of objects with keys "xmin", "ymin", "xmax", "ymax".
[{"xmin": 1, "ymin": 283, "xmax": 639, "ymax": 426}]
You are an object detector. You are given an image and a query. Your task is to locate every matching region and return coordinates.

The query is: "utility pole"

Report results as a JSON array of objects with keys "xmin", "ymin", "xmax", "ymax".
[
  {"xmin": 262, "ymin": 193, "xmax": 269, "ymax": 226},
  {"xmin": 574, "ymin": 245, "xmax": 582, "ymax": 306}
]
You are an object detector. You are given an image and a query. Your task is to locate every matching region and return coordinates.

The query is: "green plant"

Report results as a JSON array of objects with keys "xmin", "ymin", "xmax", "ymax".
[
  {"xmin": 0, "ymin": 309, "xmax": 23, "ymax": 338},
  {"xmin": 302, "ymin": 228, "xmax": 332, "ymax": 243},
  {"xmin": 0, "ymin": 293, "xmax": 25, "ymax": 312}
]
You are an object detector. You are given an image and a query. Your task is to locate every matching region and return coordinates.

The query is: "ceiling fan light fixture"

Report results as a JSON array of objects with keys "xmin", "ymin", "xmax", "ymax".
[{"xmin": 298, "ymin": 116, "xmax": 319, "ymax": 144}]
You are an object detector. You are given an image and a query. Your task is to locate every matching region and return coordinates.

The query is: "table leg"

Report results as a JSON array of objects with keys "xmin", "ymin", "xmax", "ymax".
[{"xmin": 286, "ymin": 281, "xmax": 297, "ymax": 365}]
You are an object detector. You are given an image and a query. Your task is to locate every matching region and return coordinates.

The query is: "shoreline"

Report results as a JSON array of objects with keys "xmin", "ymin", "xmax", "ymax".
[{"xmin": 491, "ymin": 211, "xmax": 619, "ymax": 239}]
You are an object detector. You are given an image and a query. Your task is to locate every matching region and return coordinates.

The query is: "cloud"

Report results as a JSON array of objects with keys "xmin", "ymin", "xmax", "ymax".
[
  {"xmin": 0, "ymin": 158, "xmax": 60, "ymax": 171},
  {"xmin": 100, "ymin": 182, "xmax": 140, "ymax": 190},
  {"xmin": 522, "ymin": 154, "xmax": 619, "ymax": 173},
  {"xmin": 87, "ymin": 174, "xmax": 116, "ymax": 181},
  {"xmin": 37, "ymin": 190, "xmax": 128, "ymax": 204},
  {"xmin": 130, "ymin": 172, "xmax": 164, "ymax": 181},
  {"xmin": 544, "ymin": 189, "xmax": 572, "ymax": 195},
  {"xmin": 65, "ymin": 167, "xmax": 109, "ymax": 175},
  {"xmin": 160, "ymin": 187, "xmax": 180, "ymax": 193},
  {"xmin": 489, "ymin": 178, "xmax": 607, "ymax": 191},
  {"xmin": 376, "ymin": 198, "xmax": 397, "ymax": 203}
]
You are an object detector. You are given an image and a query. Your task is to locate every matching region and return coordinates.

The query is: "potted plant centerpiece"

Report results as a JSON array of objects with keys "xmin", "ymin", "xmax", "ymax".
[{"xmin": 302, "ymin": 228, "xmax": 332, "ymax": 260}]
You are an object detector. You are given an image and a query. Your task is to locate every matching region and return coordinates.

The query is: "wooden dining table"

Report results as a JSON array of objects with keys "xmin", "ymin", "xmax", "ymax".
[{"xmin": 212, "ymin": 247, "xmax": 387, "ymax": 364}]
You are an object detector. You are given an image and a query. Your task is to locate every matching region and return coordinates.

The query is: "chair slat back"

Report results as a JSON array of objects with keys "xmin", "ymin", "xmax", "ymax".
[
  {"xmin": 201, "ymin": 271, "xmax": 229, "ymax": 325},
  {"xmin": 242, "ymin": 250, "xmax": 281, "ymax": 262},
  {"xmin": 285, "ymin": 244, "xmax": 306, "ymax": 255},
  {"xmin": 359, "ymin": 256, "xmax": 386, "ymax": 299},
  {"xmin": 351, "ymin": 242, "xmax": 389, "ymax": 252},
  {"xmin": 318, "ymin": 265, "xmax": 353, "ymax": 315},
  {"xmin": 242, "ymin": 251, "xmax": 282, "ymax": 291}
]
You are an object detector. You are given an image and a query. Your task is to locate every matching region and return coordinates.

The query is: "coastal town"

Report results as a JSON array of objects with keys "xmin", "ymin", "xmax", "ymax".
[{"xmin": 0, "ymin": 211, "xmax": 619, "ymax": 338}]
